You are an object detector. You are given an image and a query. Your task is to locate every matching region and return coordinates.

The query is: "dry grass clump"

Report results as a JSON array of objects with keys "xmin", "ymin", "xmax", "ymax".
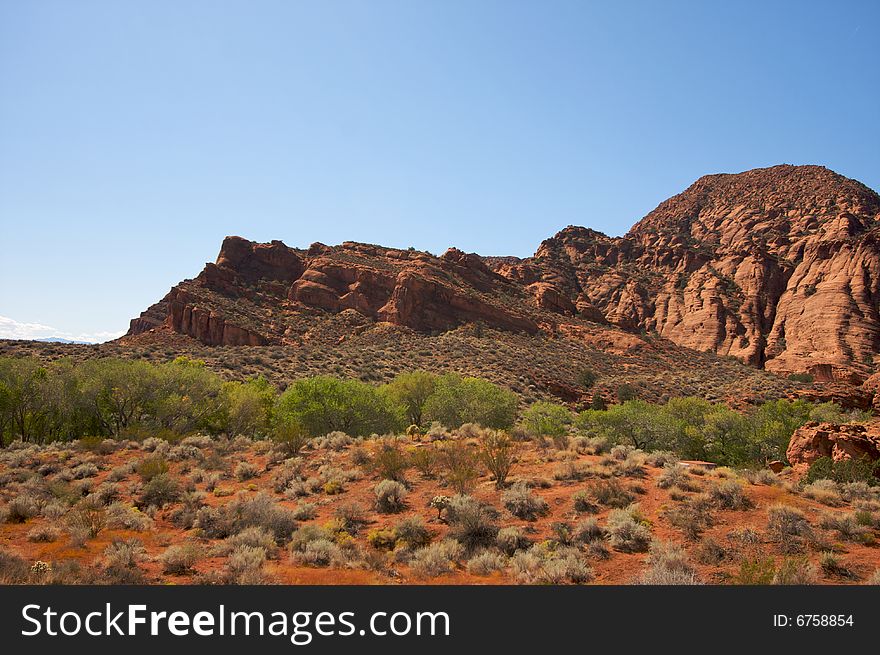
[
  {"xmin": 709, "ymin": 480, "xmax": 753, "ymax": 510},
  {"xmin": 410, "ymin": 540, "xmax": 463, "ymax": 578},
  {"xmin": 374, "ymin": 479, "xmax": 408, "ymax": 513},
  {"xmin": 160, "ymin": 543, "xmax": 201, "ymax": 574},
  {"xmin": 606, "ymin": 504, "xmax": 651, "ymax": 553},
  {"xmin": 767, "ymin": 504, "xmax": 814, "ymax": 553},
  {"xmin": 636, "ymin": 541, "xmax": 702, "ymax": 585},
  {"xmin": 502, "ymin": 482, "xmax": 549, "ymax": 521}
]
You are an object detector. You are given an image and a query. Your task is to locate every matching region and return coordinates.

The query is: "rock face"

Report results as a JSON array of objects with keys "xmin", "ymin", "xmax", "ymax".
[
  {"xmin": 128, "ymin": 239, "xmax": 538, "ymax": 345},
  {"xmin": 786, "ymin": 421, "xmax": 880, "ymax": 475},
  {"xmin": 495, "ymin": 165, "xmax": 880, "ymax": 382},
  {"xmin": 127, "ymin": 165, "xmax": 880, "ymax": 382}
]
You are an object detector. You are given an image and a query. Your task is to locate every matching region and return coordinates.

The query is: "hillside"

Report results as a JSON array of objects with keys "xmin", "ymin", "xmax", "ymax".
[{"xmin": 126, "ymin": 166, "xmax": 880, "ymax": 382}]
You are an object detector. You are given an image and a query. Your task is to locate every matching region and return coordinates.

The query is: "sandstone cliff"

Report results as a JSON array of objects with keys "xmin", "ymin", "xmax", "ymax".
[{"xmin": 126, "ymin": 165, "xmax": 880, "ymax": 383}]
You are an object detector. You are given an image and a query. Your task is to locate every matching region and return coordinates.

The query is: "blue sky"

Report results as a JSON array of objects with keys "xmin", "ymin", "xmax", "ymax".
[{"xmin": 1, "ymin": 0, "xmax": 878, "ymax": 342}]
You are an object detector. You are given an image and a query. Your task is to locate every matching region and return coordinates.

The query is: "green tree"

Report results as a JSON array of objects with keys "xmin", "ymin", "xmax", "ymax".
[
  {"xmin": 152, "ymin": 357, "xmax": 224, "ymax": 434},
  {"xmin": 274, "ymin": 376, "xmax": 404, "ymax": 437},
  {"xmin": 221, "ymin": 376, "xmax": 276, "ymax": 437},
  {"xmin": 520, "ymin": 401, "xmax": 572, "ymax": 438},
  {"xmin": 579, "ymin": 400, "xmax": 677, "ymax": 451},
  {"xmin": 748, "ymin": 399, "xmax": 812, "ymax": 463},
  {"xmin": 78, "ymin": 359, "xmax": 159, "ymax": 436},
  {"xmin": 422, "ymin": 375, "xmax": 517, "ymax": 429},
  {"xmin": 381, "ymin": 370, "xmax": 438, "ymax": 427}
]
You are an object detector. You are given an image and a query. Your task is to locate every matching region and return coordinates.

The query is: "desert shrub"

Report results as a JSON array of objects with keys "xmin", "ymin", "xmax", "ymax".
[
  {"xmin": 271, "ymin": 419, "xmax": 312, "ymax": 456},
  {"xmin": 234, "ymin": 461, "xmax": 259, "ymax": 482},
  {"xmin": 196, "ymin": 493, "xmax": 298, "ymax": 544},
  {"xmin": 773, "ymin": 557, "xmax": 819, "ymax": 585},
  {"xmin": 438, "ymin": 440, "xmax": 481, "ymax": 494},
  {"xmin": 393, "ymin": 516, "xmax": 432, "ymax": 550},
  {"xmin": 446, "ymin": 495, "xmax": 499, "ymax": 552},
  {"xmin": 138, "ymin": 473, "xmax": 181, "ymax": 507},
  {"xmin": 160, "ymin": 543, "xmax": 200, "ymax": 575},
  {"xmin": 167, "ymin": 491, "xmax": 206, "ymax": 529},
  {"xmin": 91, "ymin": 482, "xmax": 122, "ymax": 506},
  {"xmin": 605, "ymin": 504, "xmax": 651, "ymax": 553},
  {"xmin": 819, "ymin": 551, "xmax": 855, "ymax": 578},
  {"xmin": 739, "ymin": 468, "xmax": 779, "ymax": 486},
  {"xmin": 105, "ymin": 503, "xmax": 153, "ymax": 531},
  {"xmin": 66, "ymin": 502, "xmax": 105, "ymax": 539},
  {"xmin": 665, "ymin": 494, "xmax": 714, "ymax": 540},
  {"xmin": 26, "ymin": 525, "xmax": 61, "ymax": 543},
  {"xmin": 496, "ymin": 526, "xmax": 531, "ymax": 555},
  {"xmin": 5, "ymin": 494, "xmax": 41, "ymax": 523},
  {"xmin": 695, "ymin": 538, "xmax": 728, "ymax": 565},
  {"xmin": 375, "ymin": 479, "xmax": 408, "ymax": 513},
  {"xmin": 867, "ymin": 569, "xmax": 880, "ymax": 585},
  {"xmin": 589, "ymin": 479, "xmax": 636, "ymax": 508},
  {"xmin": 657, "ymin": 463, "xmax": 696, "ymax": 491},
  {"xmin": 230, "ymin": 493, "xmax": 299, "ymax": 543},
  {"xmin": 645, "ymin": 450, "xmax": 679, "ymax": 467},
  {"xmin": 617, "ymin": 449, "xmax": 648, "ymax": 477},
  {"xmin": 291, "ymin": 503, "xmax": 317, "ymax": 521},
  {"xmin": 637, "ymin": 541, "xmax": 701, "ymax": 585},
  {"xmin": 819, "ymin": 512, "xmax": 871, "ymax": 542},
  {"xmin": 272, "ymin": 459, "xmax": 303, "ymax": 494},
  {"xmin": 802, "ymin": 479, "xmax": 843, "ymax": 506},
  {"xmin": 549, "ymin": 521, "xmax": 572, "ymax": 546},
  {"xmin": 553, "ymin": 460, "xmax": 592, "ymax": 481},
  {"xmin": 501, "ymin": 482, "xmax": 549, "ymax": 521},
  {"xmin": 41, "ymin": 500, "xmax": 67, "ymax": 520},
  {"xmin": 409, "ymin": 446, "xmax": 439, "ymax": 478},
  {"xmin": 136, "ymin": 456, "xmax": 169, "ymax": 482},
  {"xmin": 733, "ymin": 557, "xmax": 776, "ymax": 584},
  {"xmin": 369, "ymin": 440, "xmax": 410, "ymax": 482},
  {"xmin": 466, "ymin": 551, "xmax": 507, "ymax": 576},
  {"xmin": 512, "ymin": 546, "xmax": 593, "ymax": 584},
  {"xmin": 332, "ymin": 502, "xmax": 368, "ymax": 535},
  {"xmin": 410, "ymin": 540, "xmax": 463, "ymax": 578},
  {"xmin": 767, "ymin": 505, "xmax": 813, "ymax": 553},
  {"xmin": 102, "ymin": 539, "xmax": 145, "ymax": 583},
  {"xmin": 227, "ymin": 544, "xmax": 268, "ymax": 584},
  {"xmin": 572, "ymin": 490, "xmax": 599, "ymax": 514},
  {"xmin": 573, "ymin": 518, "xmax": 605, "ymax": 544},
  {"xmin": 71, "ymin": 462, "xmax": 99, "ymax": 479},
  {"xmin": 710, "ymin": 480, "xmax": 753, "ymax": 510},
  {"xmin": 0, "ymin": 548, "xmax": 30, "ymax": 584},
  {"xmin": 367, "ymin": 527, "xmax": 398, "ymax": 551},
  {"xmin": 218, "ymin": 526, "xmax": 278, "ymax": 557},
  {"xmin": 479, "ymin": 429, "xmax": 517, "ymax": 488}
]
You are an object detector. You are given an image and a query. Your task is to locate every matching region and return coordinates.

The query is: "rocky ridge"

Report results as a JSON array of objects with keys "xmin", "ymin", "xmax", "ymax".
[{"xmin": 126, "ymin": 165, "xmax": 880, "ymax": 383}]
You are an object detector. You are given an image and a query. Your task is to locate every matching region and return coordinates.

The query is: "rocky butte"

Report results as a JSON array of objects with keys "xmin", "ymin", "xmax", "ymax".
[{"xmin": 126, "ymin": 164, "xmax": 880, "ymax": 385}]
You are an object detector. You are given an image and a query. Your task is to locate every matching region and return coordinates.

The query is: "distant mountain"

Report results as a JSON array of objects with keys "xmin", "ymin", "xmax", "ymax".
[
  {"xmin": 124, "ymin": 165, "xmax": 880, "ymax": 385},
  {"xmin": 34, "ymin": 337, "xmax": 95, "ymax": 345}
]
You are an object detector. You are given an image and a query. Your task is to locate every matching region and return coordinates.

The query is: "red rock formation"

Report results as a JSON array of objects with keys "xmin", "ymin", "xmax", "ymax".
[
  {"xmin": 494, "ymin": 165, "xmax": 880, "ymax": 382},
  {"xmin": 126, "ymin": 165, "xmax": 880, "ymax": 383},
  {"xmin": 786, "ymin": 421, "xmax": 880, "ymax": 475}
]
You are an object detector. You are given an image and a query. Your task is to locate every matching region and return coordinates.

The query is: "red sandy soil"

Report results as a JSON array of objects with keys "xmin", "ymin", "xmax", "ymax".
[{"xmin": 1, "ymin": 436, "xmax": 878, "ymax": 585}]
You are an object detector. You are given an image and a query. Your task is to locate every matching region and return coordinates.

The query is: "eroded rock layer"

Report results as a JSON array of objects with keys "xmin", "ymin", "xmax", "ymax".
[{"xmin": 126, "ymin": 165, "xmax": 880, "ymax": 382}]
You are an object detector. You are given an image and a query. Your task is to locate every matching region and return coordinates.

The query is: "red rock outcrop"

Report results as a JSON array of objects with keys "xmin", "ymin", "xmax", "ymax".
[
  {"xmin": 494, "ymin": 165, "xmax": 880, "ymax": 382},
  {"xmin": 126, "ymin": 165, "xmax": 880, "ymax": 383},
  {"xmin": 786, "ymin": 421, "xmax": 880, "ymax": 475}
]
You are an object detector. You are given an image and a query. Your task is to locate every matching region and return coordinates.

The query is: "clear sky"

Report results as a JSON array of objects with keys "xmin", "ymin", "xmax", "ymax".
[{"xmin": 1, "ymin": 0, "xmax": 878, "ymax": 342}]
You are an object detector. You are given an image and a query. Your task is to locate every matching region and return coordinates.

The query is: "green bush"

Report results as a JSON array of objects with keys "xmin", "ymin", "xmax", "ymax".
[
  {"xmin": 804, "ymin": 456, "xmax": 878, "ymax": 486},
  {"xmin": 422, "ymin": 375, "xmax": 517, "ymax": 429},
  {"xmin": 520, "ymin": 401, "xmax": 572, "ymax": 439},
  {"xmin": 274, "ymin": 376, "xmax": 404, "ymax": 438}
]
